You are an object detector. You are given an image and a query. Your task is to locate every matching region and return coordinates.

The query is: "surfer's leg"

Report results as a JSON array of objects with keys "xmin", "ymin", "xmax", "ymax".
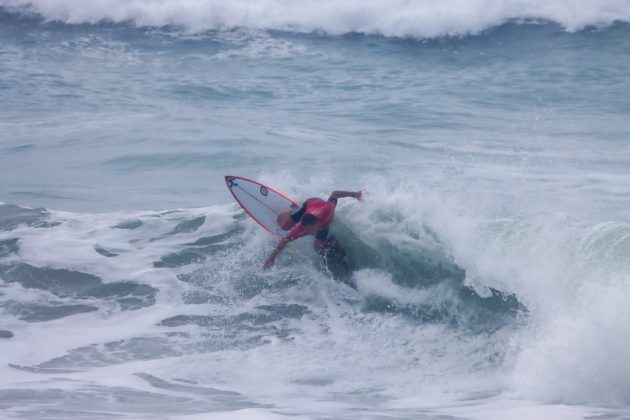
[
  {"xmin": 326, "ymin": 240, "xmax": 346, "ymax": 264},
  {"xmin": 316, "ymin": 234, "xmax": 346, "ymax": 264}
]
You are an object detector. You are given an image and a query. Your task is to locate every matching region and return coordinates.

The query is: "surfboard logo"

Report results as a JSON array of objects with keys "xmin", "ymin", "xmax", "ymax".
[
  {"xmin": 260, "ymin": 186, "xmax": 269, "ymax": 196},
  {"xmin": 226, "ymin": 176, "xmax": 237, "ymax": 188}
]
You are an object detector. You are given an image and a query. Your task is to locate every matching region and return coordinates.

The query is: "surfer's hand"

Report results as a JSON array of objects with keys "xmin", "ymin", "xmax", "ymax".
[
  {"xmin": 263, "ymin": 256, "xmax": 275, "ymax": 270},
  {"xmin": 354, "ymin": 191, "xmax": 363, "ymax": 201}
]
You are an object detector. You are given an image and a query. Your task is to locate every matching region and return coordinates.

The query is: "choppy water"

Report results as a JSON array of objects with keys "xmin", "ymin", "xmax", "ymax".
[{"xmin": 1, "ymin": 1, "xmax": 630, "ymax": 419}]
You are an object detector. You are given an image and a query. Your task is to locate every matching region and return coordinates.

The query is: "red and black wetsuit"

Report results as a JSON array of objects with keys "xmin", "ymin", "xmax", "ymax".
[{"xmin": 287, "ymin": 197, "xmax": 337, "ymax": 240}]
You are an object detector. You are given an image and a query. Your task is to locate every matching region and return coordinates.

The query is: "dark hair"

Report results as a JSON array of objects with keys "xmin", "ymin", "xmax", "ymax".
[{"xmin": 302, "ymin": 213, "xmax": 318, "ymax": 225}]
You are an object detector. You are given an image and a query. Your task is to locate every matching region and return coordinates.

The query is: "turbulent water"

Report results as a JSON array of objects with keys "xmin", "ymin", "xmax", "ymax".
[{"xmin": 1, "ymin": 1, "xmax": 630, "ymax": 419}]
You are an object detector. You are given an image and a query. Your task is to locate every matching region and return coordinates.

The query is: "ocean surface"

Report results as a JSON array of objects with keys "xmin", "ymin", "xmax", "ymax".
[{"xmin": 1, "ymin": 1, "xmax": 630, "ymax": 419}]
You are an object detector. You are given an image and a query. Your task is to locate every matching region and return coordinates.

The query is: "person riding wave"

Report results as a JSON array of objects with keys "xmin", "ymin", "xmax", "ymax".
[{"xmin": 263, "ymin": 190, "xmax": 362, "ymax": 269}]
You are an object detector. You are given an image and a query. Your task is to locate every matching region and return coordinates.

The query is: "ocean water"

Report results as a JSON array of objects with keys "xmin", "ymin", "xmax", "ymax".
[{"xmin": 1, "ymin": 1, "xmax": 630, "ymax": 419}]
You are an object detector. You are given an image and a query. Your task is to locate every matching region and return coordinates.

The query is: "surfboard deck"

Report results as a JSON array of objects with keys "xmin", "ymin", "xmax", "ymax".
[{"xmin": 224, "ymin": 176, "xmax": 298, "ymax": 236}]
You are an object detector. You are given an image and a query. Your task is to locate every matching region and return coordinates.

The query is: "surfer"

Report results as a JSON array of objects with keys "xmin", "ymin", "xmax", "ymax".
[{"xmin": 263, "ymin": 190, "xmax": 362, "ymax": 269}]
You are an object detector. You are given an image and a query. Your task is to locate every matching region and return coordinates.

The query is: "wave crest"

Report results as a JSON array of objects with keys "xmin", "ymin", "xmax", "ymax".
[{"xmin": 2, "ymin": 0, "xmax": 630, "ymax": 37}]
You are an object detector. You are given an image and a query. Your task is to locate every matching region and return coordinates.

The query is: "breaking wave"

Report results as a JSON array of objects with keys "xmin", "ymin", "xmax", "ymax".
[{"xmin": 2, "ymin": 0, "xmax": 630, "ymax": 37}]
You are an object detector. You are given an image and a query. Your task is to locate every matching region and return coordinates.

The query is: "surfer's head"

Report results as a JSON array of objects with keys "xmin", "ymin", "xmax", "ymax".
[
  {"xmin": 302, "ymin": 214, "xmax": 317, "ymax": 225},
  {"xmin": 301, "ymin": 213, "xmax": 321, "ymax": 234}
]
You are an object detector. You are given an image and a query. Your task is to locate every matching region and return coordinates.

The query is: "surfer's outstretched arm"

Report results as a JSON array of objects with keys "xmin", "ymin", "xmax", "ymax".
[
  {"xmin": 263, "ymin": 236, "xmax": 292, "ymax": 269},
  {"xmin": 329, "ymin": 190, "xmax": 362, "ymax": 202}
]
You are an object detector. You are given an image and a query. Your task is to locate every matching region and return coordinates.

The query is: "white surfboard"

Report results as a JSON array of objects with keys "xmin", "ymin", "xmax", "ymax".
[{"xmin": 225, "ymin": 176, "xmax": 299, "ymax": 236}]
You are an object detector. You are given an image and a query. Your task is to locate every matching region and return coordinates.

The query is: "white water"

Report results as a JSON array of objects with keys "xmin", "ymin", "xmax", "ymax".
[{"xmin": 3, "ymin": 0, "xmax": 630, "ymax": 36}]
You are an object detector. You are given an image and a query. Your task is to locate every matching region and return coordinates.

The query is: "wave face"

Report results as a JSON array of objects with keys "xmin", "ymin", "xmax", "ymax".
[{"xmin": 2, "ymin": 0, "xmax": 630, "ymax": 37}]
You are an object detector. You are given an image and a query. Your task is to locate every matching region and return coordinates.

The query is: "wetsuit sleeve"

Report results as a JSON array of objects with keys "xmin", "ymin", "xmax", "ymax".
[{"xmin": 315, "ymin": 227, "xmax": 329, "ymax": 241}]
